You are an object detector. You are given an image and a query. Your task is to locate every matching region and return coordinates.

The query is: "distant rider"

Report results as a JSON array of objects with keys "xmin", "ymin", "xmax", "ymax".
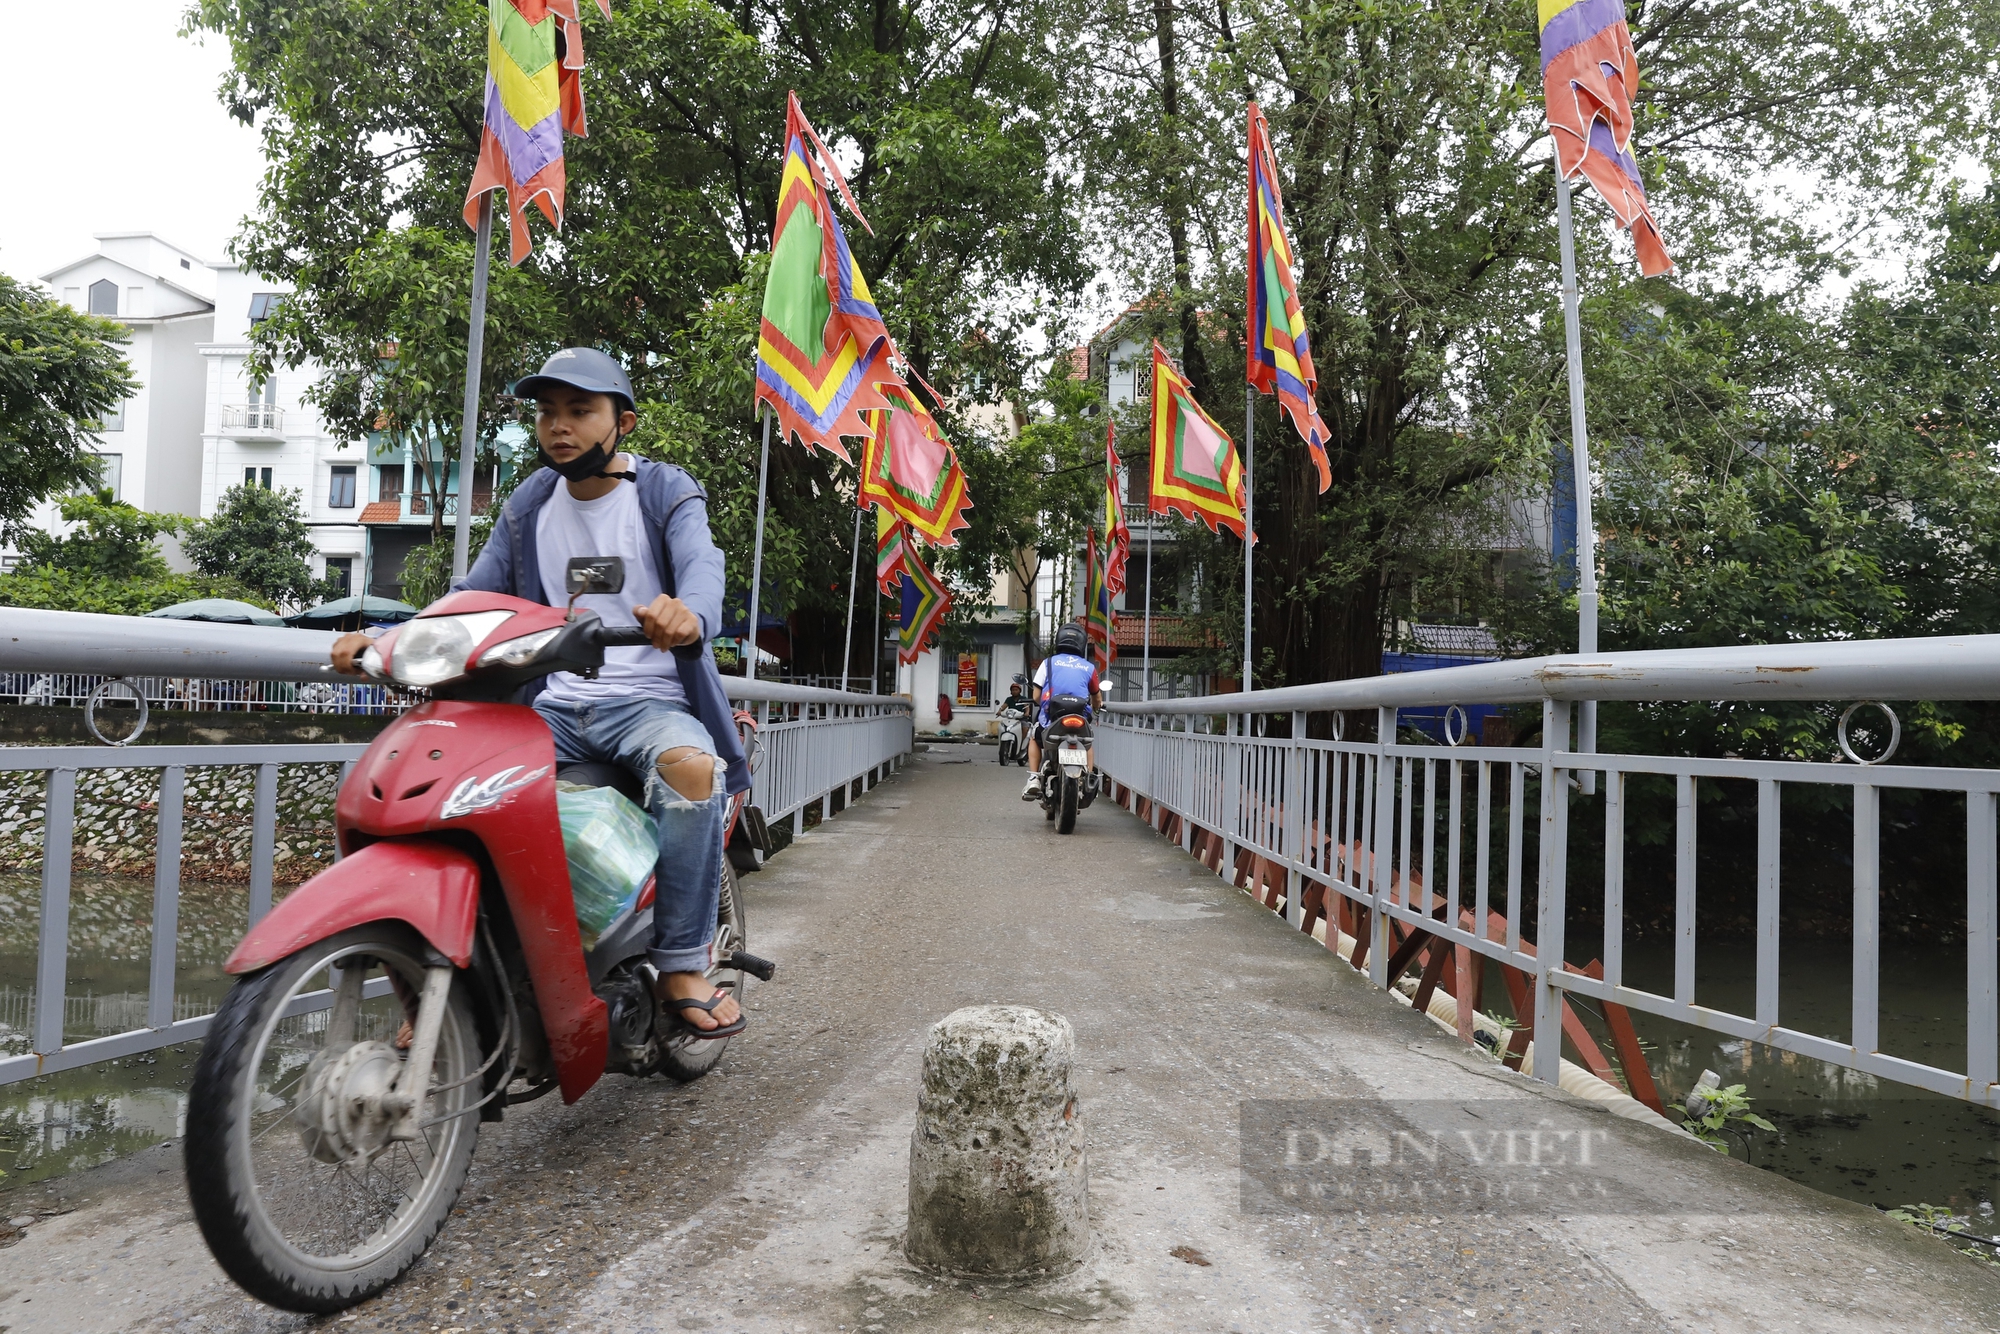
[{"xmin": 1021, "ymin": 623, "xmax": 1103, "ymax": 800}]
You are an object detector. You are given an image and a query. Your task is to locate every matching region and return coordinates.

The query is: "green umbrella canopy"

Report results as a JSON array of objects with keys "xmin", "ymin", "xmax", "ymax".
[
  {"xmin": 286, "ymin": 595, "xmax": 421, "ymax": 628},
  {"xmin": 142, "ymin": 598, "xmax": 286, "ymax": 627}
]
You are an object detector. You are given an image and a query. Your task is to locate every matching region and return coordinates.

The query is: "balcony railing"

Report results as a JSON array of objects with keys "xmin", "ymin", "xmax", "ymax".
[{"xmin": 220, "ymin": 404, "xmax": 285, "ymax": 438}]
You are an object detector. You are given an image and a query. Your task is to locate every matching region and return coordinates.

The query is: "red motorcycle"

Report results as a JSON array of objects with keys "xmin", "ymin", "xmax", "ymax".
[{"xmin": 183, "ymin": 560, "xmax": 774, "ymax": 1312}]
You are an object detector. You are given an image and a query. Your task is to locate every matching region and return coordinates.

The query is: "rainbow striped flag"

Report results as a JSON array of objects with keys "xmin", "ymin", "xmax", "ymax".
[
  {"xmin": 756, "ymin": 93, "xmax": 905, "ymax": 460},
  {"xmin": 1084, "ymin": 528, "xmax": 1117, "ymax": 669},
  {"xmin": 897, "ymin": 544, "xmax": 951, "ymax": 664},
  {"xmin": 1149, "ymin": 340, "xmax": 1248, "ymax": 539},
  {"xmin": 1103, "ymin": 418, "xmax": 1130, "ymax": 595},
  {"xmin": 1540, "ymin": 0, "xmax": 1672, "ymax": 275},
  {"xmin": 463, "ymin": 0, "xmax": 611, "ymax": 265},
  {"xmin": 858, "ymin": 383, "xmax": 972, "ymax": 547},
  {"xmin": 1246, "ymin": 102, "xmax": 1331, "ymax": 491},
  {"xmin": 875, "ymin": 506, "xmax": 909, "ymax": 594}
]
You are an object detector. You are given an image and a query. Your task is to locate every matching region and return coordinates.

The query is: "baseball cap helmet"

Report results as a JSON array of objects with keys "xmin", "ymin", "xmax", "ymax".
[
  {"xmin": 512, "ymin": 347, "xmax": 635, "ymax": 412},
  {"xmin": 1053, "ymin": 623, "xmax": 1089, "ymax": 656}
]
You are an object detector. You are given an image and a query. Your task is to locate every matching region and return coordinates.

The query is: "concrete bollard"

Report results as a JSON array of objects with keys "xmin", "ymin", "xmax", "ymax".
[{"xmin": 906, "ymin": 1005, "xmax": 1088, "ymax": 1275}]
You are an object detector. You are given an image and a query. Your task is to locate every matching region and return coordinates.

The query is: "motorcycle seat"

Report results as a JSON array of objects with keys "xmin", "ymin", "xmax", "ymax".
[{"xmin": 556, "ymin": 761, "xmax": 647, "ymax": 807}]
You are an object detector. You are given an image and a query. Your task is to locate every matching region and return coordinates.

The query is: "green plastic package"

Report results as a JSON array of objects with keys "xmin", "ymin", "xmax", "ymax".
[{"xmin": 555, "ymin": 783, "xmax": 657, "ymax": 942}]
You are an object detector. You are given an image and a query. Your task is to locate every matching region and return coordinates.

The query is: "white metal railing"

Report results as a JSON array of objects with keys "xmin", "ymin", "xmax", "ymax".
[
  {"xmin": 1098, "ymin": 633, "xmax": 2000, "ymax": 1110},
  {"xmin": 1, "ymin": 671, "xmax": 416, "ymax": 715},
  {"xmin": 220, "ymin": 403, "xmax": 285, "ymax": 435},
  {"xmin": 0, "ymin": 612, "xmax": 911, "ymax": 1084}
]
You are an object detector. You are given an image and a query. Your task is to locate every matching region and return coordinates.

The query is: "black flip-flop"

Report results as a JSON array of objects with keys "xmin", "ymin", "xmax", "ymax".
[{"xmin": 667, "ymin": 991, "xmax": 746, "ymax": 1040}]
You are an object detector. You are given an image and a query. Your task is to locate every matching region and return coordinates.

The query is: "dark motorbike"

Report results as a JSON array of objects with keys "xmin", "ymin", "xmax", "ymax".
[{"xmin": 1037, "ymin": 693, "xmax": 1098, "ymax": 834}]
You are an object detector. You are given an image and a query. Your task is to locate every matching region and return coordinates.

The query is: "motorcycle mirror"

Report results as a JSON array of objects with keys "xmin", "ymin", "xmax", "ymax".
[{"xmin": 565, "ymin": 556, "xmax": 626, "ymax": 597}]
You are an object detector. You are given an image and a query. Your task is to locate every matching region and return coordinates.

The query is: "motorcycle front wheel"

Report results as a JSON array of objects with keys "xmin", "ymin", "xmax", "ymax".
[
  {"xmin": 997, "ymin": 738, "xmax": 1014, "ymax": 765},
  {"xmin": 185, "ymin": 925, "xmax": 480, "ymax": 1312},
  {"xmin": 657, "ymin": 856, "xmax": 747, "ymax": 1083}
]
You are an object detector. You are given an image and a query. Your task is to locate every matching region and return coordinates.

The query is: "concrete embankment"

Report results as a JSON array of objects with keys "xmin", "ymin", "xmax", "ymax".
[{"xmin": 1, "ymin": 750, "xmax": 1995, "ymax": 1333}]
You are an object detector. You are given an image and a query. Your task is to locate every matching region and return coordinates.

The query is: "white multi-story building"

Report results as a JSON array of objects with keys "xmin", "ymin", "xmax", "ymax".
[
  {"xmin": 197, "ymin": 265, "xmax": 367, "ymax": 596},
  {"xmin": 11, "ymin": 234, "xmax": 218, "ymax": 566}
]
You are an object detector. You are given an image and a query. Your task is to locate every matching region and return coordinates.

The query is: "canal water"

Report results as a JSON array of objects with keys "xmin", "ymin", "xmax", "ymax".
[{"xmin": 1, "ymin": 870, "xmax": 1994, "ymax": 1230}]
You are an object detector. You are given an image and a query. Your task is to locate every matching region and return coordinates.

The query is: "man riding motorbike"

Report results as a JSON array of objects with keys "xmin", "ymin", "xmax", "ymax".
[
  {"xmin": 1021, "ymin": 623, "xmax": 1103, "ymax": 801},
  {"xmin": 332, "ymin": 347, "xmax": 749, "ymax": 1038}
]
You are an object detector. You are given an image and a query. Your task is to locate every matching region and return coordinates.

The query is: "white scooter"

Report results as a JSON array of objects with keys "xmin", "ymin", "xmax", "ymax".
[{"xmin": 996, "ymin": 697, "xmax": 1030, "ymax": 766}]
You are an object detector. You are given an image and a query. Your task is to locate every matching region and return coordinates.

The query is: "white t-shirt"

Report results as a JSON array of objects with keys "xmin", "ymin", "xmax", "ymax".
[{"xmin": 535, "ymin": 480, "xmax": 685, "ymax": 704}]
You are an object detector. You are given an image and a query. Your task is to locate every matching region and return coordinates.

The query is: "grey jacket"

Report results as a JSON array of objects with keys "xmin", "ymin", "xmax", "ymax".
[{"xmin": 454, "ymin": 460, "xmax": 750, "ymax": 795}]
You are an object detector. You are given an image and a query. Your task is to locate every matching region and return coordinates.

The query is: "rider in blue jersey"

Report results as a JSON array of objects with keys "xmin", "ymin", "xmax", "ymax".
[{"xmin": 1022, "ymin": 622, "xmax": 1104, "ymax": 800}]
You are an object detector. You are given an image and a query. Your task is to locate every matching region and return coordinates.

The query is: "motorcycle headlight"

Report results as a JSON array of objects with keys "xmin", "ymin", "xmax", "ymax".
[
  {"xmin": 389, "ymin": 611, "xmax": 515, "ymax": 688},
  {"xmin": 477, "ymin": 626, "xmax": 560, "ymax": 669}
]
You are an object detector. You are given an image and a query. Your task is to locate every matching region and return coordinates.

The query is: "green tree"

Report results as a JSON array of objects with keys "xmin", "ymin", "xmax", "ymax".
[
  {"xmin": 0, "ymin": 569, "xmax": 266, "ymax": 617},
  {"xmin": 13, "ymin": 491, "xmax": 184, "ymax": 579},
  {"xmin": 183, "ymin": 484, "xmax": 336, "ymax": 611},
  {"xmin": 1076, "ymin": 0, "xmax": 2000, "ymax": 689},
  {"xmin": 249, "ymin": 226, "xmax": 555, "ymax": 540},
  {"xmin": 0, "ymin": 273, "xmax": 138, "ymax": 533}
]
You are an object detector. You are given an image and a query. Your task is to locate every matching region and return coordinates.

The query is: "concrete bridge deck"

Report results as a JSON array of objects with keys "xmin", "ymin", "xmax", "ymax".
[{"xmin": 3, "ymin": 748, "xmax": 1996, "ymax": 1334}]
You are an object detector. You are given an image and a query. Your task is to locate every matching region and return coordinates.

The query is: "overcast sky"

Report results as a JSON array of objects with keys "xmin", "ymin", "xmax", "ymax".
[{"xmin": 4, "ymin": 3, "xmax": 265, "ymax": 284}]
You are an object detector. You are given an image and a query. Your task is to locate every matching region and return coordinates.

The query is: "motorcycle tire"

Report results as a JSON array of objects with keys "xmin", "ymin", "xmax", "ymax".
[
  {"xmin": 184, "ymin": 924, "xmax": 480, "ymax": 1313},
  {"xmin": 1057, "ymin": 776, "xmax": 1078, "ymax": 834},
  {"xmin": 657, "ymin": 856, "xmax": 747, "ymax": 1083},
  {"xmin": 997, "ymin": 739, "xmax": 1013, "ymax": 765}
]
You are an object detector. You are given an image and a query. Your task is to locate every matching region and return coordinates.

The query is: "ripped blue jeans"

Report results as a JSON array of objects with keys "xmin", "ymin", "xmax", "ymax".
[{"xmin": 535, "ymin": 695, "xmax": 723, "ymax": 975}]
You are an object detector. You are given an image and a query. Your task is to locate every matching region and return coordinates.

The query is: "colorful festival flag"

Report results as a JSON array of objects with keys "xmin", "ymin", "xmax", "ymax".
[
  {"xmin": 1149, "ymin": 341, "xmax": 1248, "ymax": 539},
  {"xmin": 875, "ymin": 506, "xmax": 909, "ymax": 595},
  {"xmin": 756, "ymin": 92, "xmax": 906, "ymax": 460},
  {"xmin": 858, "ymin": 382, "xmax": 973, "ymax": 547},
  {"xmin": 1102, "ymin": 418, "xmax": 1130, "ymax": 595},
  {"xmin": 1539, "ymin": 0, "xmax": 1673, "ymax": 276},
  {"xmin": 463, "ymin": 0, "xmax": 612, "ymax": 266},
  {"xmin": 1084, "ymin": 528, "xmax": 1117, "ymax": 670},
  {"xmin": 1246, "ymin": 103, "xmax": 1331, "ymax": 490},
  {"xmin": 897, "ymin": 544, "xmax": 951, "ymax": 665}
]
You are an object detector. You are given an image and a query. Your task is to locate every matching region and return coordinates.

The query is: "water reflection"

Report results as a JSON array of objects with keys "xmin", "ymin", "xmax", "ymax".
[
  {"xmin": 1537, "ymin": 935, "xmax": 1999, "ymax": 1219},
  {"xmin": 0, "ymin": 870, "xmax": 247, "ymax": 1186}
]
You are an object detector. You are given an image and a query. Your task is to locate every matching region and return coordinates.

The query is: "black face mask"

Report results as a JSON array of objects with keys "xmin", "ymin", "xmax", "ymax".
[{"xmin": 540, "ymin": 426, "xmax": 635, "ymax": 484}]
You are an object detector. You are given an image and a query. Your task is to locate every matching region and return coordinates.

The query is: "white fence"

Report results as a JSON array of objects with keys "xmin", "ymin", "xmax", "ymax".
[{"xmin": 1097, "ymin": 634, "xmax": 2000, "ymax": 1110}]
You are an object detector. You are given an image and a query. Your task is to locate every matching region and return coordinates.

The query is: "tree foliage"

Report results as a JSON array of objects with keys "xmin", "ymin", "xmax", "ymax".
[
  {"xmin": 0, "ymin": 274, "xmax": 138, "ymax": 534},
  {"xmin": 183, "ymin": 484, "xmax": 337, "ymax": 611},
  {"xmin": 12, "ymin": 491, "xmax": 183, "ymax": 580},
  {"xmin": 1074, "ymin": 0, "xmax": 2000, "ymax": 687}
]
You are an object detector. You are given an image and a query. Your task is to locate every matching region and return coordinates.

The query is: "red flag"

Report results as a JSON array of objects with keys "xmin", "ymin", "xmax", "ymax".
[
  {"xmin": 1539, "ymin": 0, "xmax": 1673, "ymax": 275},
  {"xmin": 1103, "ymin": 417, "xmax": 1130, "ymax": 595}
]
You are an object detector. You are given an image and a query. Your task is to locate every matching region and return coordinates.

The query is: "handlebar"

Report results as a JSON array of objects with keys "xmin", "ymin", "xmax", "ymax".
[{"xmin": 590, "ymin": 623, "xmax": 654, "ymax": 648}]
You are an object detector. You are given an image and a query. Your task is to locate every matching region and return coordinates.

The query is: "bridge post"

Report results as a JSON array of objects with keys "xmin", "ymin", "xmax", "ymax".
[
  {"xmin": 1221, "ymin": 712, "xmax": 1238, "ymax": 878},
  {"xmin": 1369, "ymin": 707, "xmax": 1395, "ymax": 988},
  {"xmin": 1532, "ymin": 698, "xmax": 1572, "ymax": 1085},
  {"xmin": 1285, "ymin": 710, "xmax": 1306, "ymax": 929},
  {"xmin": 34, "ymin": 769, "xmax": 76, "ymax": 1055}
]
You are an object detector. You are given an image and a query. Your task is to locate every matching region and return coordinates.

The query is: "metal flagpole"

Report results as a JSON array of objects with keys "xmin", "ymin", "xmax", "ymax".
[
  {"xmin": 873, "ymin": 568, "xmax": 882, "ymax": 693},
  {"xmin": 450, "ymin": 195, "xmax": 494, "ymax": 581},
  {"xmin": 1556, "ymin": 175, "xmax": 1598, "ymax": 784},
  {"xmin": 839, "ymin": 504, "xmax": 862, "ymax": 692},
  {"xmin": 743, "ymin": 409, "xmax": 773, "ymax": 679},
  {"xmin": 1242, "ymin": 395, "xmax": 1254, "ymax": 689}
]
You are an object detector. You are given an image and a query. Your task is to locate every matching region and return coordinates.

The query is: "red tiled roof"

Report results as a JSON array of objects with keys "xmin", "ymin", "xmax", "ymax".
[{"xmin": 359, "ymin": 501, "xmax": 403, "ymax": 525}]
